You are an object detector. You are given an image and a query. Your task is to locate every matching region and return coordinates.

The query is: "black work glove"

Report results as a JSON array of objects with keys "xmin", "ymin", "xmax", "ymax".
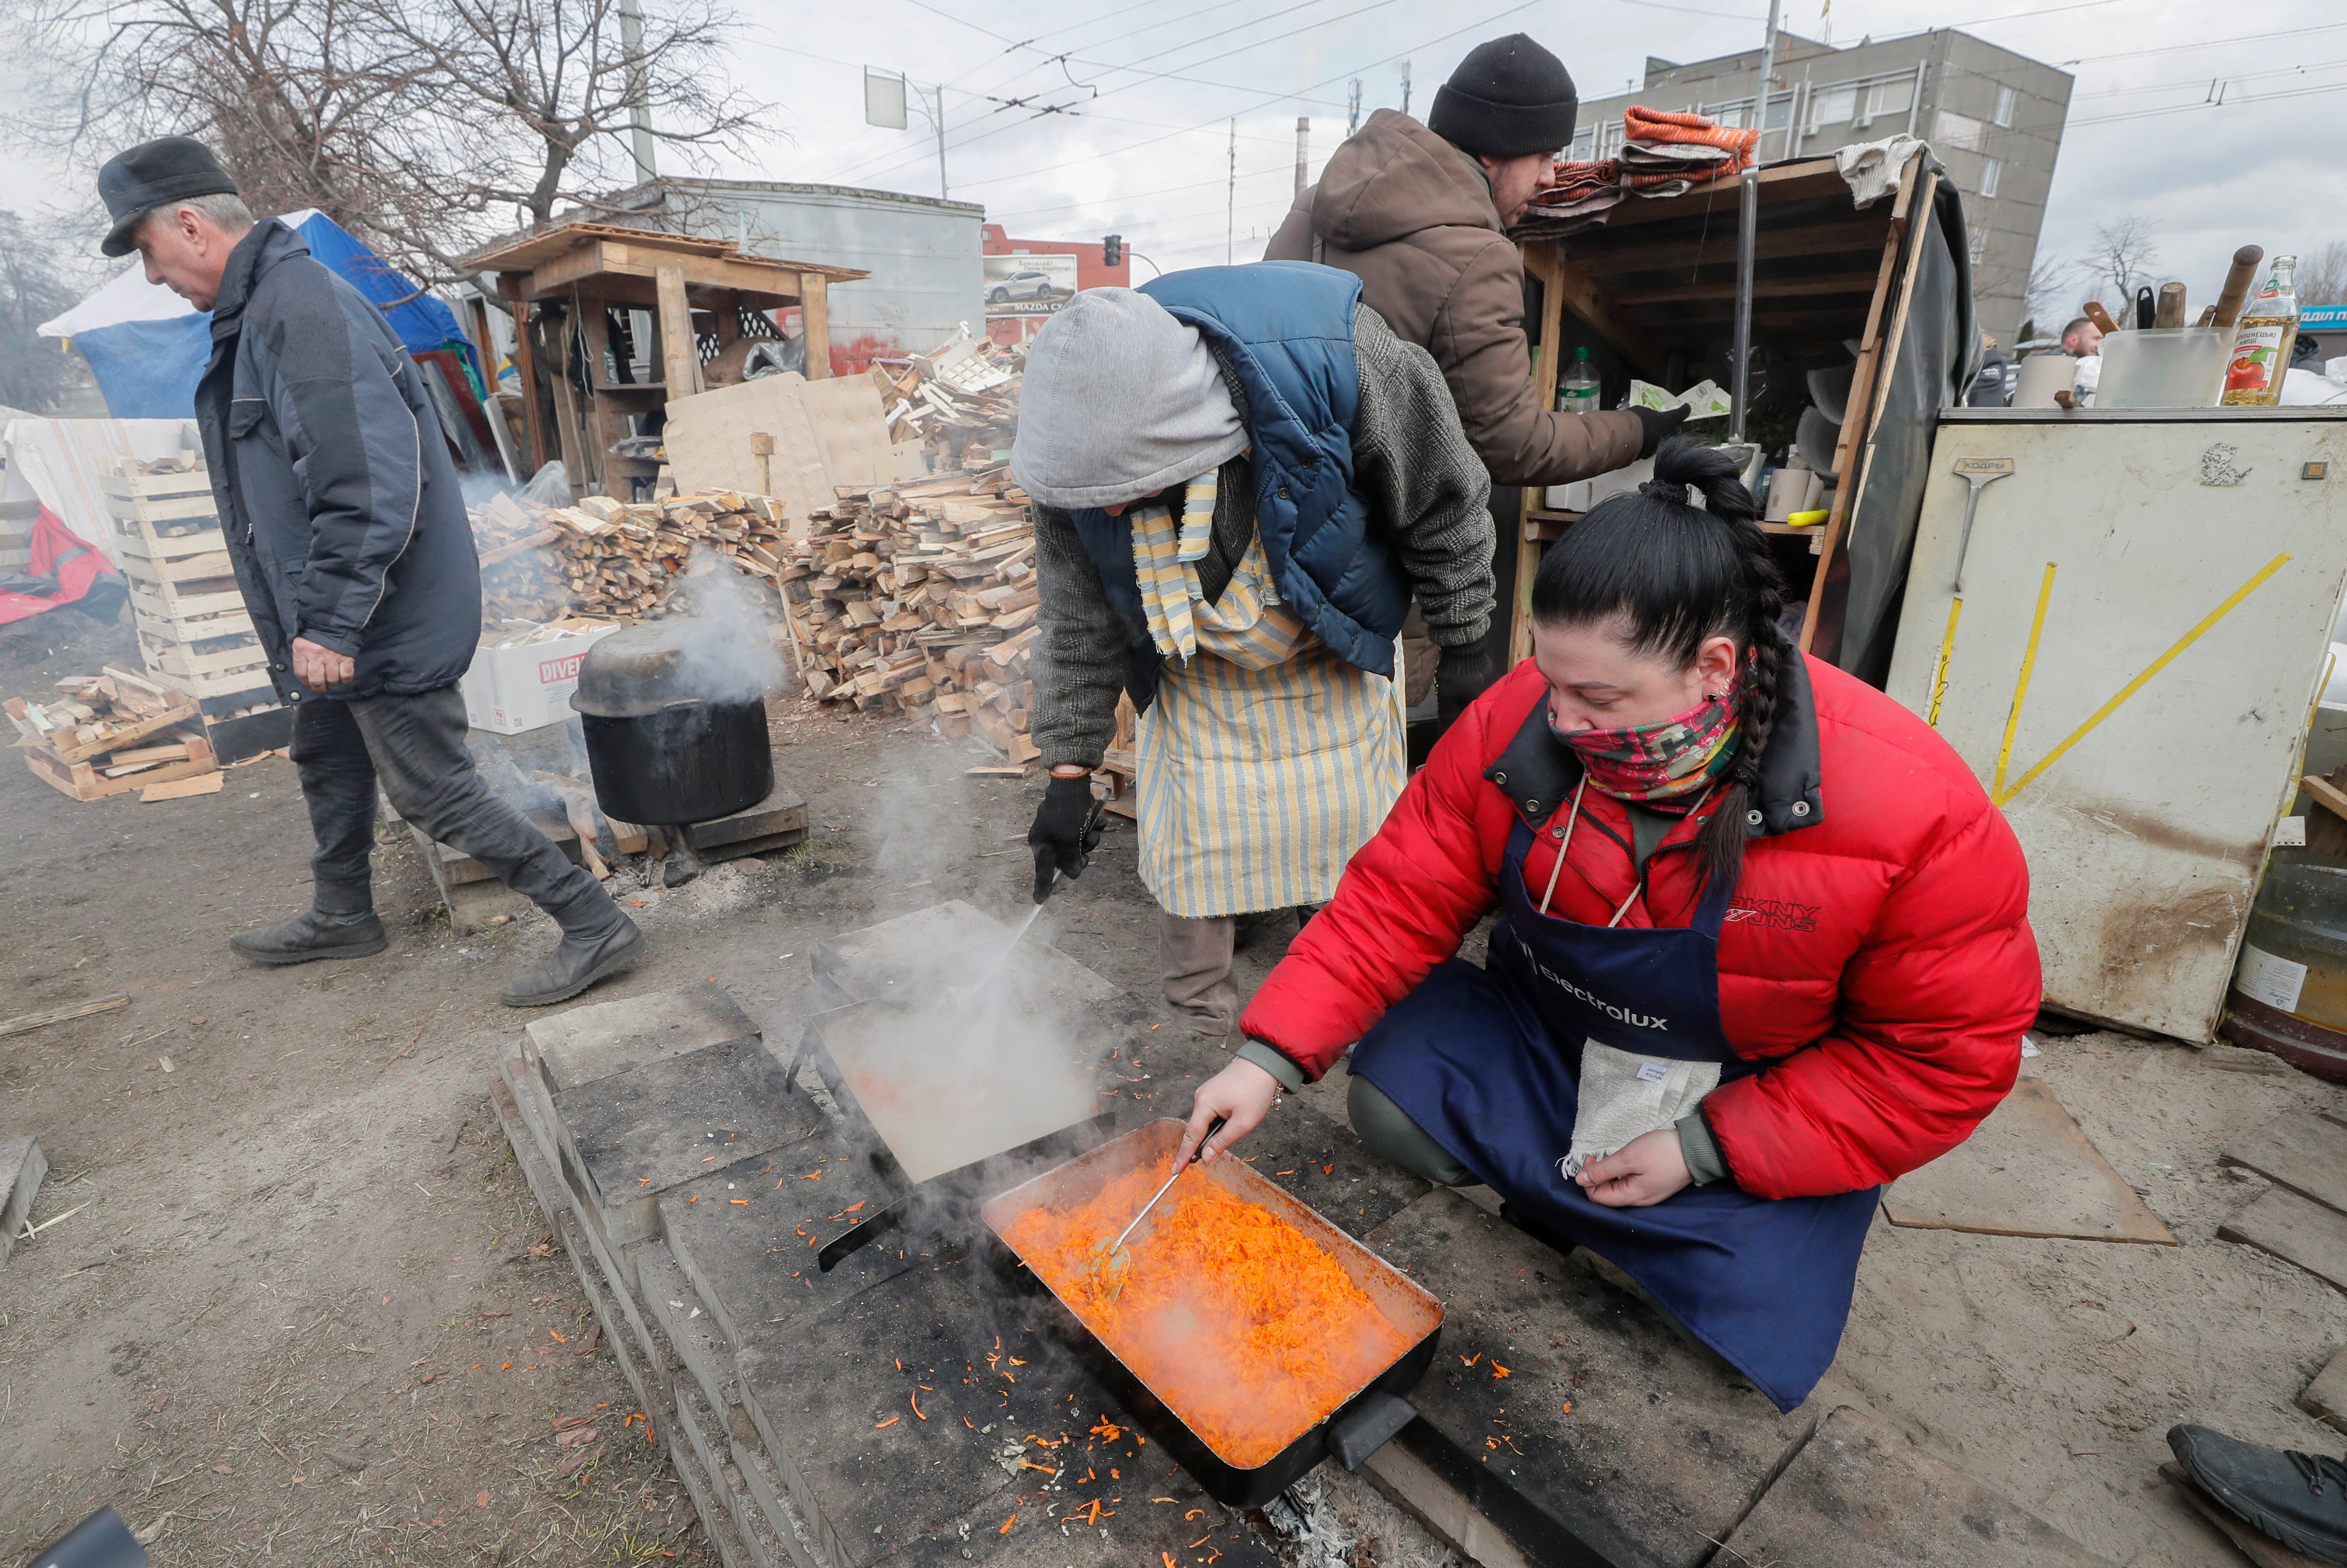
[
  {"xmin": 1630, "ymin": 402, "xmax": 1690, "ymax": 458},
  {"xmin": 1436, "ymin": 642, "xmax": 1500, "ymax": 732},
  {"xmin": 1028, "ymin": 773, "xmax": 1105, "ymax": 903}
]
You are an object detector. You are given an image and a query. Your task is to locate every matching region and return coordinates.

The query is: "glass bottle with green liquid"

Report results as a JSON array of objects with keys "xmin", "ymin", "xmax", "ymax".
[{"xmin": 1559, "ymin": 345, "xmax": 1602, "ymax": 416}]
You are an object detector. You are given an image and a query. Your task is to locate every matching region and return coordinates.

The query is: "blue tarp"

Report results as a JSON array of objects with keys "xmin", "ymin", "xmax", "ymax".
[{"xmin": 44, "ymin": 210, "xmax": 476, "ymax": 421}]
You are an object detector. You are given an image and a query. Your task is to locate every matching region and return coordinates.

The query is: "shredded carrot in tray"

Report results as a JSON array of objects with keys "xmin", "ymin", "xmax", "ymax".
[{"xmin": 1001, "ymin": 1165, "xmax": 1411, "ymax": 1469}]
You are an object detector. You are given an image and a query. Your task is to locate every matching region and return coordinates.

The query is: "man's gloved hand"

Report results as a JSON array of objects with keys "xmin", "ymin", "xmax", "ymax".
[
  {"xmin": 1028, "ymin": 772, "xmax": 1105, "ymax": 903},
  {"xmin": 1630, "ymin": 403, "xmax": 1691, "ymax": 458},
  {"xmin": 1436, "ymin": 642, "xmax": 1500, "ymax": 731}
]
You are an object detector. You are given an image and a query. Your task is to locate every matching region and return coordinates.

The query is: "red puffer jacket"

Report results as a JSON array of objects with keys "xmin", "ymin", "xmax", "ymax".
[{"xmin": 1239, "ymin": 652, "xmax": 2039, "ymax": 1200}]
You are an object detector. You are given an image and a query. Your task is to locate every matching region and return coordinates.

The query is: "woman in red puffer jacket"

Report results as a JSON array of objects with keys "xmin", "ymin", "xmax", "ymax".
[{"xmin": 1171, "ymin": 437, "xmax": 2038, "ymax": 1412}]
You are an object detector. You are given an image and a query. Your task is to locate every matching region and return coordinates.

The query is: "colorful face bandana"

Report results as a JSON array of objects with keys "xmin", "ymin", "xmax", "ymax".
[{"xmin": 1550, "ymin": 680, "xmax": 1739, "ymax": 805}]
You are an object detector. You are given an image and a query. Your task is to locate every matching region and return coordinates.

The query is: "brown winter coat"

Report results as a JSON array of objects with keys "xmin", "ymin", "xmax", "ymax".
[{"xmin": 1266, "ymin": 110, "xmax": 1642, "ymax": 488}]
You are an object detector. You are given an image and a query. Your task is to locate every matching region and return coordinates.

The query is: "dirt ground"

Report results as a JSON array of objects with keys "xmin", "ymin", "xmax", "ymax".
[{"xmin": 3, "ymin": 598, "xmax": 2346, "ymax": 1568}]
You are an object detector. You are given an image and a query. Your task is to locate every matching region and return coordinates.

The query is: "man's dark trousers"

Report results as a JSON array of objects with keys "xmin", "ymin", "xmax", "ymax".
[{"xmin": 291, "ymin": 685, "xmax": 617, "ymax": 933}]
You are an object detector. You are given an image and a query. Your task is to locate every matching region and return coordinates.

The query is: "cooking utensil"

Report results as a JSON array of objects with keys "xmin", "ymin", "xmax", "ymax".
[
  {"xmin": 2135, "ymin": 286, "xmax": 2157, "ymax": 330},
  {"xmin": 1950, "ymin": 456, "xmax": 2016, "ymax": 595},
  {"xmin": 2083, "ymin": 300, "xmax": 2121, "ymax": 337},
  {"xmin": 573, "ymin": 621, "xmax": 774, "ymax": 826},
  {"xmin": 2212, "ymin": 245, "xmax": 2266, "ymax": 336},
  {"xmin": 981, "ymin": 1118, "xmax": 1443, "ymax": 1507},
  {"xmin": 1090, "ymin": 1115, "xmax": 1225, "ymax": 1297},
  {"xmin": 2155, "ymin": 283, "xmax": 2187, "ymax": 330}
]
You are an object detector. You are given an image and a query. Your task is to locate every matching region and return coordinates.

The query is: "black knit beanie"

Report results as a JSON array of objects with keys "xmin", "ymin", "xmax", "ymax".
[{"xmin": 1428, "ymin": 34, "xmax": 1578, "ymax": 158}]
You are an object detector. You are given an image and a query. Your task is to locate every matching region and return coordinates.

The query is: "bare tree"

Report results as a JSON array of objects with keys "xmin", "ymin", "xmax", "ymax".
[
  {"xmin": 2077, "ymin": 217, "xmax": 2161, "ymax": 311},
  {"xmin": 2296, "ymin": 240, "xmax": 2347, "ymax": 307},
  {"xmin": 0, "ymin": 0, "xmax": 765, "ymax": 280},
  {"xmin": 0, "ymin": 212, "xmax": 85, "ymax": 410}
]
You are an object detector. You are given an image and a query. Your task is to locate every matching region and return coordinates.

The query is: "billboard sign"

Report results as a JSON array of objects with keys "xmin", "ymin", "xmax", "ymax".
[{"xmin": 983, "ymin": 253, "xmax": 1078, "ymax": 317}]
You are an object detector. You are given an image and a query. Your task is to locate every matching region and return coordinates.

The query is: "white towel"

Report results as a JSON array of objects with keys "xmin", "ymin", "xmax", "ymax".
[{"xmin": 1558, "ymin": 1041, "xmax": 1721, "ymax": 1181}]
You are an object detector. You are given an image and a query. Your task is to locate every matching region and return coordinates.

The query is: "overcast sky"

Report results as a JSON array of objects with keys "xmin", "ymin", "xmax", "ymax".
[{"xmin": 12, "ymin": 0, "xmax": 2341, "ymax": 313}]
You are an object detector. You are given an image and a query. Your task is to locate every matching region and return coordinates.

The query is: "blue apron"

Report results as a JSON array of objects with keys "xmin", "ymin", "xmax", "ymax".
[{"xmin": 1350, "ymin": 808, "xmax": 1879, "ymax": 1412}]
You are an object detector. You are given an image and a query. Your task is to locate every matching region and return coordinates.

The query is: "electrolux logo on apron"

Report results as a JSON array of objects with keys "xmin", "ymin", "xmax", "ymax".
[{"xmin": 1513, "ymin": 933, "xmax": 1669, "ymax": 1030}]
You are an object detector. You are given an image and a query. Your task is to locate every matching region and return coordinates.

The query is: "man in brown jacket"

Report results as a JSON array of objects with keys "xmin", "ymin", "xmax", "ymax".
[{"xmin": 1267, "ymin": 35, "xmax": 1685, "ymax": 714}]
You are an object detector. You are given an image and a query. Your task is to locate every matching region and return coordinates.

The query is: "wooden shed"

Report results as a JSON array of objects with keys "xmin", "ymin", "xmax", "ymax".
[
  {"xmin": 462, "ymin": 223, "xmax": 869, "ymax": 501},
  {"xmin": 1510, "ymin": 151, "xmax": 1966, "ymax": 681}
]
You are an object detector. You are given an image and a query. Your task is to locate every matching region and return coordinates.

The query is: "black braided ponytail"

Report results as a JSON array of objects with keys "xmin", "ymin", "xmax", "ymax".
[{"xmin": 1528, "ymin": 436, "xmax": 1787, "ymax": 892}]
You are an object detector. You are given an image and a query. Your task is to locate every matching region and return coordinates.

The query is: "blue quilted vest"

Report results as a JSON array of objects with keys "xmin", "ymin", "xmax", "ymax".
[{"xmin": 1067, "ymin": 262, "xmax": 1409, "ymax": 710}]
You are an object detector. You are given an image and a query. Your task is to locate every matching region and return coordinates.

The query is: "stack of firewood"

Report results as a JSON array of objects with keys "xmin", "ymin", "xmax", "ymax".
[
  {"xmin": 778, "ymin": 467, "xmax": 1041, "ymax": 759},
  {"xmin": 871, "ymin": 336, "xmax": 1023, "ymax": 474},
  {"xmin": 467, "ymin": 491, "xmax": 792, "ymax": 623},
  {"xmin": 5, "ymin": 667, "xmax": 222, "ymax": 801}
]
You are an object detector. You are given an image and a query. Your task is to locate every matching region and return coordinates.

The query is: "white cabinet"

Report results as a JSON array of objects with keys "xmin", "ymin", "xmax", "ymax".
[{"xmin": 1885, "ymin": 408, "xmax": 2347, "ymax": 1040}]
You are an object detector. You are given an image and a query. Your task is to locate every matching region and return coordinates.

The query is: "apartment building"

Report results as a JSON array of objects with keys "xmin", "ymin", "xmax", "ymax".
[{"xmin": 1574, "ymin": 31, "xmax": 2074, "ymax": 344}]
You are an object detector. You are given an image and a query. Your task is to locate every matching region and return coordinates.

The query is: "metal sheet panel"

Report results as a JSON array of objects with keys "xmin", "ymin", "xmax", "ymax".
[{"xmin": 1886, "ymin": 413, "xmax": 2347, "ymax": 1039}]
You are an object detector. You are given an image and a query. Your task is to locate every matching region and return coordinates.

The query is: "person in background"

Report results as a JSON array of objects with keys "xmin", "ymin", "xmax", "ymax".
[
  {"xmin": 1967, "ymin": 332, "xmax": 2013, "ymax": 407},
  {"xmin": 2063, "ymin": 314, "xmax": 2104, "ymax": 406},
  {"xmin": 96, "ymin": 136, "xmax": 644, "ymax": 1007},
  {"xmin": 1173, "ymin": 439, "xmax": 2037, "ymax": 1412},
  {"xmin": 1017, "ymin": 266, "xmax": 1493, "ymax": 1047},
  {"xmin": 1267, "ymin": 35, "xmax": 1688, "ymax": 727},
  {"xmin": 2169, "ymin": 1425, "xmax": 2347, "ymax": 1563}
]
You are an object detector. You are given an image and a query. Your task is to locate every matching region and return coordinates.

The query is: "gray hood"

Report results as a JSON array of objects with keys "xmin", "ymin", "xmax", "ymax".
[{"xmin": 1010, "ymin": 287, "xmax": 1246, "ymax": 510}]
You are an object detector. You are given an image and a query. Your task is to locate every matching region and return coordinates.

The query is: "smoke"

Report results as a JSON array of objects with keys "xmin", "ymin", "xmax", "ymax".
[{"xmin": 655, "ymin": 546, "xmax": 788, "ymax": 705}]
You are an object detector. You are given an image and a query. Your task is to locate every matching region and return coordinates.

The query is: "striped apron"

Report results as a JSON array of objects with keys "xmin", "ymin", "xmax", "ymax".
[{"xmin": 1128, "ymin": 471, "xmax": 1405, "ymax": 919}]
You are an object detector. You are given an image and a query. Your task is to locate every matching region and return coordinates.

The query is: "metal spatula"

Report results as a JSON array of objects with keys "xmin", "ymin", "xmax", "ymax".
[{"xmin": 1091, "ymin": 1116, "xmax": 1224, "ymax": 1298}]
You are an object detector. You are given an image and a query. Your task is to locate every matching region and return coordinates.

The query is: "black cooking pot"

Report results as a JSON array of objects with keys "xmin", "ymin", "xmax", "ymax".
[{"xmin": 572, "ymin": 622, "xmax": 774, "ymax": 826}]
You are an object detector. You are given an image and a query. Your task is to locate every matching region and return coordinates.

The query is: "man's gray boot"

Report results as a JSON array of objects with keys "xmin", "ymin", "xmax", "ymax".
[
  {"xmin": 230, "ymin": 908, "xmax": 389, "ymax": 965},
  {"xmin": 499, "ymin": 913, "xmax": 646, "ymax": 1009}
]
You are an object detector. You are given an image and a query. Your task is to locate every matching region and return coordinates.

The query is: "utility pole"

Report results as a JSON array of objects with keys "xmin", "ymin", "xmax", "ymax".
[
  {"xmin": 1347, "ymin": 79, "xmax": 1362, "ymax": 136},
  {"xmin": 933, "ymin": 83, "xmax": 948, "ymax": 200},
  {"xmin": 1399, "ymin": 60, "xmax": 1411, "ymax": 117},
  {"xmin": 617, "ymin": 0, "xmax": 657, "ymax": 183},
  {"xmin": 1294, "ymin": 116, "xmax": 1310, "ymax": 198},
  {"xmin": 1226, "ymin": 119, "xmax": 1237, "ymax": 265}
]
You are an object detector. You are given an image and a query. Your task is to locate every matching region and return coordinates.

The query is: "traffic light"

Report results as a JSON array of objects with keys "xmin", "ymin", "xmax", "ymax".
[{"xmin": 1103, "ymin": 234, "xmax": 1123, "ymax": 268}]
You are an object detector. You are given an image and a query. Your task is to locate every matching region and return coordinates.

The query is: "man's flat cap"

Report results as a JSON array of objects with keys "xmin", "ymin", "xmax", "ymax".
[{"xmin": 99, "ymin": 136, "xmax": 239, "ymax": 257}]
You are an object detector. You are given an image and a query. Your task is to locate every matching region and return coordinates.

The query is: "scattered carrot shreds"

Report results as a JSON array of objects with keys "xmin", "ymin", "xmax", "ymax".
[
  {"xmin": 803, "ymin": 1170, "xmax": 823, "ymax": 1180},
  {"xmin": 1190, "ymin": 1536, "xmax": 1213, "ymax": 1548},
  {"xmin": 1001, "ymin": 1167, "xmax": 1411, "ymax": 1470},
  {"xmin": 1000, "ymin": 1514, "xmax": 1017, "ymax": 1536},
  {"xmin": 1561, "ymin": 1401, "xmax": 1573, "ymax": 1414},
  {"xmin": 499, "ymin": 1362, "xmax": 513, "ymax": 1371},
  {"xmin": 1008, "ymin": 1358, "xmax": 1027, "ymax": 1366},
  {"xmin": 1460, "ymin": 1353, "xmax": 1480, "ymax": 1366},
  {"xmin": 1164, "ymin": 1552, "xmax": 1178, "ymax": 1568},
  {"xmin": 549, "ymin": 1330, "xmax": 567, "ymax": 1343},
  {"xmin": 874, "ymin": 1416, "xmax": 900, "ymax": 1430},
  {"xmin": 911, "ymin": 1393, "xmax": 927, "ymax": 1420},
  {"xmin": 1151, "ymin": 1496, "xmax": 1176, "ymax": 1503},
  {"xmin": 895, "ymin": 1358, "xmax": 904, "ymax": 1371},
  {"xmin": 638, "ymin": 1177, "xmax": 653, "ymax": 1186},
  {"xmin": 730, "ymin": 1198, "xmax": 749, "ymax": 1206},
  {"xmin": 1491, "ymin": 1363, "xmax": 1511, "ymax": 1378},
  {"xmin": 1084, "ymin": 1500, "xmax": 1104, "ymax": 1526},
  {"xmin": 845, "ymin": 1201, "xmax": 866, "ymax": 1214},
  {"xmin": 964, "ymin": 1416, "xmax": 978, "ymax": 1430}
]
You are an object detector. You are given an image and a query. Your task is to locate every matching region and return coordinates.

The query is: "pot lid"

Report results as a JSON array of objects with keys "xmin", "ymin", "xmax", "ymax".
[{"xmin": 571, "ymin": 620, "xmax": 751, "ymax": 716}]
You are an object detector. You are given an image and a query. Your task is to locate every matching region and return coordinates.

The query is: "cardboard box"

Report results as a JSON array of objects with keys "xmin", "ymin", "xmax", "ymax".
[{"xmin": 460, "ymin": 620, "xmax": 623, "ymax": 734}]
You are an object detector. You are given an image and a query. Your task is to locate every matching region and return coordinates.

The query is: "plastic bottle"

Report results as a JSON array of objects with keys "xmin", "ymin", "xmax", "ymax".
[
  {"xmin": 1559, "ymin": 346, "xmax": 1602, "ymax": 417},
  {"xmin": 2223, "ymin": 255, "xmax": 2300, "ymax": 407}
]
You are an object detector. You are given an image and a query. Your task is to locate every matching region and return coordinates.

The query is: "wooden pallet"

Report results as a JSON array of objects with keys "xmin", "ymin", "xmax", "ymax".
[{"xmin": 25, "ymin": 730, "xmax": 218, "ymax": 801}]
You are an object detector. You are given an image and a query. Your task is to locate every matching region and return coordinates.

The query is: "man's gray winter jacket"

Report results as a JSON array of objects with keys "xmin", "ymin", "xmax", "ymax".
[{"xmin": 193, "ymin": 218, "xmax": 481, "ymax": 705}]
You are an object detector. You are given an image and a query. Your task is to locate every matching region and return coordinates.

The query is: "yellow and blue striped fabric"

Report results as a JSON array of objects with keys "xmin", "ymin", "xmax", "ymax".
[
  {"xmin": 1135, "ymin": 645, "xmax": 1406, "ymax": 919},
  {"xmin": 1128, "ymin": 469, "xmax": 1307, "ymax": 670}
]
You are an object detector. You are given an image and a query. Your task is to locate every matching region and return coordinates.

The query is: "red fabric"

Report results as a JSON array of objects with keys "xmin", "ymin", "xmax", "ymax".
[
  {"xmin": 0, "ymin": 507, "xmax": 116, "ymax": 627},
  {"xmin": 1239, "ymin": 656, "xmax": 2040, "ymax": 1201}
]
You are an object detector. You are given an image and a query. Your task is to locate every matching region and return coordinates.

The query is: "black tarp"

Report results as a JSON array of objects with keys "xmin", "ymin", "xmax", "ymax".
[{"xmin": 1810, "ymin": 163, "xmax": 1979, "ymax": 687}]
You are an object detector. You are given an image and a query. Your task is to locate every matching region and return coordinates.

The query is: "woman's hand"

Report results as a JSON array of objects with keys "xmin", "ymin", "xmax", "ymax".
[
  {"xmin": 1175, "ymin": 1058, "xmax": 1282, "ymax": 1166},
  {"xmin": 1576, "ymin": 1128, "xmax": 1690, "ymax": 1208}
]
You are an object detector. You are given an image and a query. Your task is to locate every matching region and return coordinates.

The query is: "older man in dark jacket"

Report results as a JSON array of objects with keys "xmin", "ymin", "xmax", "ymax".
[{"xmin": 98, "ymin": 137, "xmax": 642, "ymax": 1006}]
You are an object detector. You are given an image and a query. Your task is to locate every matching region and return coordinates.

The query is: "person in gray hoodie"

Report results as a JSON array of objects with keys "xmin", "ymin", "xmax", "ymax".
[
  {"xmin": 97, "ymin": 137, "xmax": 643, "ymax": 1007},
  {"xmin": 1013, "ymin": 263, "xmax": 1492, "ymax": 1054}
]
